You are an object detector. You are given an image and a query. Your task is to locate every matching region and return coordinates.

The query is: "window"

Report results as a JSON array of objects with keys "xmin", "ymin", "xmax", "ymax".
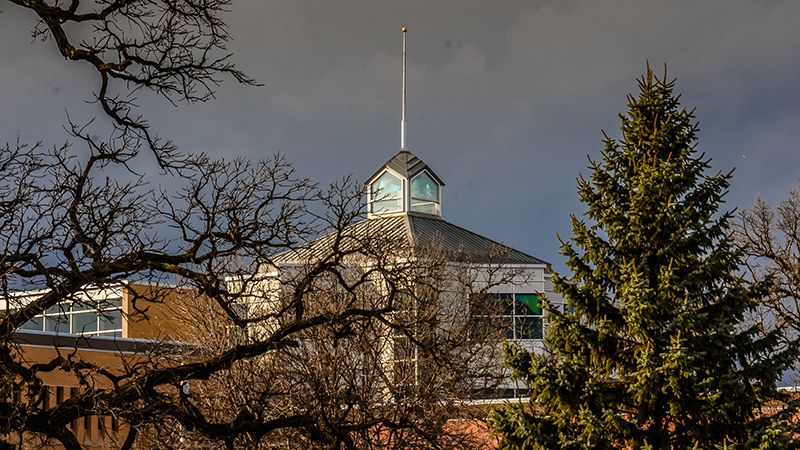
[
  {"xmin": 470, "ymin": 293, "xmax": 542, "ymax": 340},
  {"xmin": 471, "ymin": 386, "xmax": 530, "ymax": 400},
  {"xmin": 19, "ymin": 297, "xmax": 124, "ymax": 337},
  {"xmin": 392, "ymin": 292, "xmax": 418, "ymax": 390},
  {"xmin": 389, "ymin": 291, "xmax": 435, "ymax": 400},
  {"xmin": 410, "ymin": 172, "xmax": 440, "ymax": 215},
  {"xmin": 513, "ymin": 294, "xmax": 542, "ymax": 339},
  {"xmin": 370, "ymin": 171, "xmax": 403, "ymax": 214}
]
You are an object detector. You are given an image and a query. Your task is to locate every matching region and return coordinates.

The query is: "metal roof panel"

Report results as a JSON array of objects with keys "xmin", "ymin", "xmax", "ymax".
[
  {"xmin": 272, "ymin": 213, "xmax": 547, "ymax": 266},
  {"xmin": 367, "ymin": 149, "xmax": 445, "ymax": 186}
]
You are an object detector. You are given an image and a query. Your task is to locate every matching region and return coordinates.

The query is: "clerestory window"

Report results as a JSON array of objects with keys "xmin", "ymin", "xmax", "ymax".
[
  {"xmin": 410, "ymin": 171, "xmax": 440, "ymax": 215},
  {"xmin": 18, "ymin": 297, "xmax": 124, "ymax": 337},
  {"xmin": 370, "ymin": 171, "xmax": 403, "ymax": 214}
]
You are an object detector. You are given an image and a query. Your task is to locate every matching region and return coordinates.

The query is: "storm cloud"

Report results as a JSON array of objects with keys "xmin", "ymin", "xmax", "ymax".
[{"xmin": 1, "ymin": 0, "xmax": 799, "ymax": 271}]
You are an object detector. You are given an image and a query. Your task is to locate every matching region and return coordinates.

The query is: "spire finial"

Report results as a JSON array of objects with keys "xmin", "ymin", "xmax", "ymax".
[{"xmin": 401, "ymin": 27, "xmax": 407, "ymax": 150}]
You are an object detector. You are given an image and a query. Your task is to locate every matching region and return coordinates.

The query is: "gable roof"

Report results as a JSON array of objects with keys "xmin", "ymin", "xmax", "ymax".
[
  {"xmin": 368, "ymin": 149, "xmax": 445, "ymax": 186},
  {"xmin": 272, "ymin": 213, "xmax": 547, "ymax": 266}
]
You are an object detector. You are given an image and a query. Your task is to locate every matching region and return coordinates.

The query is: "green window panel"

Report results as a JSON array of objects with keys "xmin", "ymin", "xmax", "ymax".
[{"xmin": 514, "ymin": 294, "xmax": 540, "ymax": 315}]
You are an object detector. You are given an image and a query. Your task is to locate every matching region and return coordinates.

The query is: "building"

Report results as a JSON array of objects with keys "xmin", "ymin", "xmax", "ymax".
[
  {"xmin": 7, "ymin": 283, "xmax": 193, "ymax": 341},
  {"xmin": 2, "ymin": 283, "xmax": 197, "ymax": 449},
  {"xmin": 3, "ymin": 30, "xmax": 562, "ymax": 446},
  {"xmin": 2, "ymin": 156, "xmax": 559, "ymax": 450},
  {"xmin": 256, "ymin": 147, "xmax": 564, "ymax": 401}
]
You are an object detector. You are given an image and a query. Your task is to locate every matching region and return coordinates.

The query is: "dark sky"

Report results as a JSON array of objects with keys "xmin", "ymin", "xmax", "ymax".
[{"xmin": 2, "ymin": 0, "xmax": 800, "ymax": 273}]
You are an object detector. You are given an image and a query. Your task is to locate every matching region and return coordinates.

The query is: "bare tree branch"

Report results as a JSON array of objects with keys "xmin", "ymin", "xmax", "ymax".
[
  {"xmin": 733, "ymin": 187, "xmax": 800, "ymax": 380},
  {"xmin": 7, "ymin": 0, "xmax": 259, "ymax": 169}
]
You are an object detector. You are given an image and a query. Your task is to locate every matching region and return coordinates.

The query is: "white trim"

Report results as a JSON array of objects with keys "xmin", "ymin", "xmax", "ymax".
[
  {"xmin": 13, "ymin": 342, "xmax": 140, "ymax": 355},
  {"xmin": 409, "ymin": 169, "xmax": 442, "ymax": 216},
  {"xmin": 368, "ymin": 167, "xmax": 406, "ymax": 216}
]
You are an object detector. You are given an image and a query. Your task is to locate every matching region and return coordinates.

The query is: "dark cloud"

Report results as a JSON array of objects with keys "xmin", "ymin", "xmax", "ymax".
[{"xmin": 2, "ymin": 0, "xmax": 800, "ymax": 272}]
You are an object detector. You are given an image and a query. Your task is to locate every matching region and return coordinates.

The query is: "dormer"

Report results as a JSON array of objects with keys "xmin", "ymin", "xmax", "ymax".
[{"xmin": 367, "ymin": 149, "xmax": 445, "ymax": 218}]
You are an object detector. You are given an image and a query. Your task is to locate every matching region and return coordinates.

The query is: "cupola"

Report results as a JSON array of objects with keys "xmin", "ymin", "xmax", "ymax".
[
  {"xmin": 367, "ymin": 149, "xmax": 445, "ymax": 217},
  {"xmin": 367, "ymin": 29, "xmax": 444, "ymax": 218}
]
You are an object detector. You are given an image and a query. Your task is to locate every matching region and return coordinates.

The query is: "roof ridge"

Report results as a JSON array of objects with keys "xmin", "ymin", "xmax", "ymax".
[
  {"xmin": 403, "ymin": 212, "xmax": 415, "ymax": 246},
  {"xmin": 367, "ymin": 149, "xmax": 445, "ymax": 186}
]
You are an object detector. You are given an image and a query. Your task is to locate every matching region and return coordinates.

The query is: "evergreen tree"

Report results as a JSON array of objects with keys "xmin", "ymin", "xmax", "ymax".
[{"xmin": 489, "ymin": 66, "xmax": 798, "ymax": 450}]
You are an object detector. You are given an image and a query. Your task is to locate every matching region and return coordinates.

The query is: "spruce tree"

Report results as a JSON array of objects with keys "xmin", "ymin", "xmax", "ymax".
[{"xmin": 489, "ymin": 66, "xmax": 798, "ymax": 450}]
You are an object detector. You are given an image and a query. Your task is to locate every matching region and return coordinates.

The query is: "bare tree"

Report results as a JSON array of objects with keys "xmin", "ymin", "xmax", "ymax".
[
  {"xmin": 0, "ymin": 144, "xmax": 520, "ymax": 448},
  {"xmin": 0, "ymin": 2, "xmax": 525, "ymax": 448},
  {"xmin": 143, "ymin": 243, "xmax": 520, "ymax": 450},
  {"xmin": 5, "ymin": 0, "xmax": 258, "ymax": 169},
  {"xmin": 734, "ymin": 186, "xmax": 800, "ymax": 349}
]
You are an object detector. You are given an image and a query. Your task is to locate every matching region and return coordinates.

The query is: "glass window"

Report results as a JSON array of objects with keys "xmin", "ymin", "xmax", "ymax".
[
  {"xmin": 471, "ymin": 387, "xmax": 530, "ymax": 400},
  {"xmin": 516, "ymin": 316, "xmax": 542, "ymax": 340},
  {"xmin": 393, "ymin": 336, "xmax": 411, "ymax": 360},
  {"xmin": 372, "ymin": 171, "xmax": 402, "ymax": 199},
  {"xmin": 16, "ymin": 296, "xmax": 124, "ymax": 337},
  {"xmin": 72, "ymin": 311, "xmax": 98, "ymax": 334},
  {"xmin": 500, "ymin": 294, "xmax": 514, "ymax": 315},
  {"xmin": 371, "ymin": 171, "xmax": 403, "ymax": 214},
  {"xmin": 514, "ymin": 294, "xmax": 541, "ymax": 315},
  {"xmin": 410, "ymin": 172, "xmax": 438, "ymax": 201},
  {"xmin": 410, "ymin": 199, "xmax": 439, "ymax": 215},
  {"xmin": 469, "ymin": 293, "xmax": 543, "ymax": 341},
  {"xmin": 45, "ymin": 315, "xmax": 69, "ymax": 333},
  {"xmin": 46, "ymin": 304, "xmax": 68, "ymax": 315},
  {"xmin": 502, "ymin": 316, "xmax": 515, "ymax": 340},
  {"xmin": 20, "ymin": 316, "xmax": 43, "ymax": 331},
  {"xmin": 410, "ymin": 172, "xmax": 440, "ymax": 215},
  {"xmin": 99, "ymin": 310, "xmax": 123, "ymax": 331},
  {"xmin": 99, "ymin": 297, "xmax": 123, "ymax": 309},
  {"xmin": 372, "ymin": 199, "xmax": 403, "ymax": 214},
  {"xmin": 72, "ymin": 301, "xmax": 95, "ymax": 311}
]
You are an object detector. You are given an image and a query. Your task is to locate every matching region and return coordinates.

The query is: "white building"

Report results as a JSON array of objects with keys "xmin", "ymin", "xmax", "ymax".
[{"xmin": 252, "ymin": 147, "xmax": 564, "ymax": 400}]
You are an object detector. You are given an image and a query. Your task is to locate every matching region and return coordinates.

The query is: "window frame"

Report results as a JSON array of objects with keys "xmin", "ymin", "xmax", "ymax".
[
  {"xmin": 470, "ymin": 291, "xmax": 544, "ymax": 341},
  {"xmin": 20, "ymin": 297, "xmax": 124, "ymax": 337},
  {"xmin": 369, "ymin": 169, "xmax": 405, "ymax": 215},
  {"xmin": 409, "ymin": 170, "xmax": 441, "ymax": 216}
]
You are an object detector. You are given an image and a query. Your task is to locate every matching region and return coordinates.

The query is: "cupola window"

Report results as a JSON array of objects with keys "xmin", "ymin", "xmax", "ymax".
[
  {"xmin": 410, "ymin": 172, "xmax": 440, "ymax": 215},
  {"xmin": 371, "ymin": 171, "xmax": 403, "ymax": 214}
]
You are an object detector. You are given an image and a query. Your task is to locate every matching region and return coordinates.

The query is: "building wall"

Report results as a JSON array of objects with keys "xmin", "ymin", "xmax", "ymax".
[
  {"xmin": 5, "ymin": 265, "xmax": 563, "ymax": 447},
  {"xmin": 123, "ymin": 283, "xmax": 207, "ymax": 342},
  {"xmin": 4, "ymin": 283, "xmax": 203, "ymax": 450},
  {"xmin": 7, "ymin": 334, "xmax": 150, "ymax": 449}
]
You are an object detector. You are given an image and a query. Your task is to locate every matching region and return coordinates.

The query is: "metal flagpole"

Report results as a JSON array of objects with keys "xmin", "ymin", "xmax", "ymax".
[{"xmin": 401, "ymin": 27, "xmax": 407, "ymax": 149}]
